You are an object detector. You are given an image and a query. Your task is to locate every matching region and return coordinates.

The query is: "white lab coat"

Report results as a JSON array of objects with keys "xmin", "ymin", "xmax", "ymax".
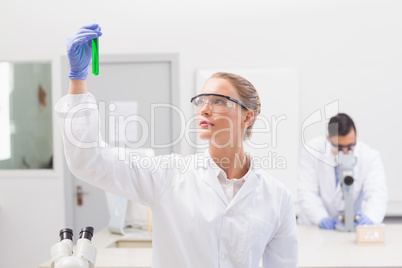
[
  {"xmin": 55, "ymin": 93, "xmax": 298, "ymax": 268},
  {"xmin": 297, "ymin": 136, "xmax": 388, "ymax": 225}
]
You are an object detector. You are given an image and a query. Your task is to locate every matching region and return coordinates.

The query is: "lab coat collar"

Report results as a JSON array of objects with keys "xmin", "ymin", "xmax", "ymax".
[
  {"xmin": 200, "ymin": 149, "xmax": 260, "ymax": 208},
  {"xmin": 352, "ymin": 140, "xmax": 361, "ymax": 162},
  {"xmin": 202, "ymin": 168, "xmax": 229, "ymax": 206},
  {"xmin": 229, "ymin": 167, "xmax": 259, "ymax": 208},
  {"xmin": 197, "ymin": 149, "xmax": 226, "ymax": 205},
  {"xmin": 202, "ymin": 149, "xmax": 221, "ymax": 175},
  {"xmin": 324, "ymin": 139, "xmax": 337, "ymax": 167},
  {"xmin": 201, "ymin": 149, "xmax": 253, "ymax": 179}
]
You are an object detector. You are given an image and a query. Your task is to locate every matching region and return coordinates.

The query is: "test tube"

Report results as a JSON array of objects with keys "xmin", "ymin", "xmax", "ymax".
[{"xmin": 92, "ymin": 37, "xmax": 99, "ymax": 76}]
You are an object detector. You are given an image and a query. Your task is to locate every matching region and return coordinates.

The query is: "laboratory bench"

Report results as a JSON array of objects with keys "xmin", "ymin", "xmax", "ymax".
[{"xmin": 39, "ymin": 225, "xmax": 402, "ymax": 268}]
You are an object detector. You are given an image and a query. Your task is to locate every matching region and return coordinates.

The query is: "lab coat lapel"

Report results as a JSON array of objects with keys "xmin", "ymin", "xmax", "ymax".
[
  {"xmin": 229, "ymin": 169, "xmax": 260, "ymax": 208},
  {"xmin": 198, "ymin": 149, "xmax": 228, "ymax": 205},
  {"xmin": 333, "ymin": 182, "xmax": 344, "ymax": 213},
  {"xmin": 201, "ymin": 168, "xmax": 229, "ymax": 206},
  {"xmin": 353, "ymin": 143, "xmax": 361, "ymax": 184},
  {"xmin": 321, "ymin": 142, "xmax": 344, "ymax": 212},
  {"xmin": 321, "ymin": 145, "xmax": 338, "ymax": 195},
  {"xmin": 332, "ymin": 166, "xmax": 342, "ymax": 201},
  {"xmin": 327, "ymin": 154, "xmax": 344, "ymax": 213}
]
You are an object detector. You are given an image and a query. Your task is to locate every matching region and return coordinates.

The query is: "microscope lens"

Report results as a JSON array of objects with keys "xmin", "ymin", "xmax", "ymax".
[
  {"xmin": 59, "ymin": 228, "xmax": 73, "ymax": 241},
  {"xmin": 79, "ymin": 226, "xmax": 94, "ymax": 241},
  {"xmin": 344, "ymin": 176, "xmax": 354, "ymax": 185}
]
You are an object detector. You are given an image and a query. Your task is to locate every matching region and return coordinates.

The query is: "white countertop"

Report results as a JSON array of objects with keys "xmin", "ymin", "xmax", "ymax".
[
  {"xmin": 298, "ymin": 224, "xmax": 402, "ymax": 268},
  {"xmin": 40, "ymin": 225, "xmax": 402, "ymax": 268}
]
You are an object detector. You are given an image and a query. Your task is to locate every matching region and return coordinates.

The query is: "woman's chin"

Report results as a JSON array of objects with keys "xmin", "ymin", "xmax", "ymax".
[{"xmin": 198, "ymin": 132, "xmax": 212, "ymax": 140}]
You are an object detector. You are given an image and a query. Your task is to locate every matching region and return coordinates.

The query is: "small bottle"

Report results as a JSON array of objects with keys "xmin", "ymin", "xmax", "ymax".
[
  {"xmin": 92, "ymin": 20, "xmax": 99, "ymax": 76},
  {"xmin": 92, "ymin": 38, "xmax": 99, "ymax": 76}
]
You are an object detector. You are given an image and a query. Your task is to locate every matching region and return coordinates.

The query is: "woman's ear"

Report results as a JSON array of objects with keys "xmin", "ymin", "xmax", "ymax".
[{"xmin": 243, "ymin": 110, "xmax": 254, "ymax": 128}]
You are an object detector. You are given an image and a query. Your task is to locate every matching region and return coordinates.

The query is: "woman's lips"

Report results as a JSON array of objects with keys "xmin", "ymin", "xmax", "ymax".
[{"xmin": 199, "ymin": 120, "xmax": 214, "ymax": 127}]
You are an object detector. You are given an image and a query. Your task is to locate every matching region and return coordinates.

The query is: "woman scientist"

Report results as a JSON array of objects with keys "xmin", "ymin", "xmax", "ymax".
[{"xmin": 55, "ymin": 24, "xmax": 298, "ymax": 268}]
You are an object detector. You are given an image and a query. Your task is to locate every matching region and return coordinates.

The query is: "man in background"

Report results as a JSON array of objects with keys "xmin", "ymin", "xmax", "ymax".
[{"xmin": 297, "ymin": 113, "xmax": 388, "ymax": 229}]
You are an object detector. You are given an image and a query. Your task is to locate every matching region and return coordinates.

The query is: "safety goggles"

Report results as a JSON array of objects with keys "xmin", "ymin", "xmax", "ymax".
[
  {"xmin": 330, "ymin": 141, "xmax": 356, "ymax": 152},
  {"xmin": 190, "ymin": 93, "xmax": 250, "ymax": 113}
]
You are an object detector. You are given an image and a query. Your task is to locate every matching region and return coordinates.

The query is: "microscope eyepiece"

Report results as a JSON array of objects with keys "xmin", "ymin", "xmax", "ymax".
[
  {"xmin": 344, "ymin": 176, "xmax": 354, "ymax": 185},
  {"xmin": 79, "ymin": 226, "xmax": 94, "ymax": 241},
  {"xmin": 59, "ymin": 228, "xmax": 73, "ymax": 241}
]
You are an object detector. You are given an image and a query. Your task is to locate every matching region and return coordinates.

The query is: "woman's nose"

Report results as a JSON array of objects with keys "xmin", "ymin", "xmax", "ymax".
[{"xmin": 200, "ymin": 103, "xmax": 212, "ymax": 115}]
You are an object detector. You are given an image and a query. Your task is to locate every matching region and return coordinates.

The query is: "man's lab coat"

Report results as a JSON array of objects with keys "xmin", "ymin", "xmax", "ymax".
[
  {"xmin": 55, "ymin": 93, "xmax": 298, "ymax": 268},
  {"xmin": 297, "ymin": 136, "xmax": 388, "ymax": 225}
]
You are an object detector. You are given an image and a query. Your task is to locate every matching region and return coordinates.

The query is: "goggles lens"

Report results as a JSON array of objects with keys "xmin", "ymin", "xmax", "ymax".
[
  {"xmin": 331, "ymin": 142, "xmax": 356, "ymax": 151},
  {"xmin": 190, "ymin": 93, "xmax": 249, "ymax": 113}
]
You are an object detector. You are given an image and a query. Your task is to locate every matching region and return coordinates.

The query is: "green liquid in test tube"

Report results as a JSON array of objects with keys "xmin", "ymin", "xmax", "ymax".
[{"xmin": 92, "ymin": 37, "xmax": 99, "ymax": 76}]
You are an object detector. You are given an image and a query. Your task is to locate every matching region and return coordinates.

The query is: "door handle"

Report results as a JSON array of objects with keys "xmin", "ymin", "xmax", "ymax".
[{"xmin": 76, "ymin": 185, "xmax": 88, "ymax": 206}]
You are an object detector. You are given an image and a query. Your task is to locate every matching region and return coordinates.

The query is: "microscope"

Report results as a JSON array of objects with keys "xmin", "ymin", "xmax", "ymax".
[
  {"xmin": 50, "ymin": 227, "xmax": 97, "ymax": 268},
  {"xmin": 335, "ymin": 150, "xmax": 357, "ymax": 232}
]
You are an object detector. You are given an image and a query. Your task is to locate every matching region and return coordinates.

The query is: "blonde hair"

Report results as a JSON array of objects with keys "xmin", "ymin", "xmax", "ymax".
[{"xmin": 210, "ymin": 72, "xmax": 261, "ymax": 139}]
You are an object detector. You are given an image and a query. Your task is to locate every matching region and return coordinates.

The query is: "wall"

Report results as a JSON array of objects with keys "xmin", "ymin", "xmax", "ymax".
[
  {"xmin": 0, "ymin": 0, "xmax": 401, "ymax": 267},
  {"xmin": 0, "ymin": 63, "xmax": 53, "ymax": 169}
]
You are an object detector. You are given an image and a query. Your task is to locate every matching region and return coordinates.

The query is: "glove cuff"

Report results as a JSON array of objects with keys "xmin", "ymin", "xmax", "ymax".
[{"xmin": 69, "ymin": 69, "xmax": 88, "ymax": 80}]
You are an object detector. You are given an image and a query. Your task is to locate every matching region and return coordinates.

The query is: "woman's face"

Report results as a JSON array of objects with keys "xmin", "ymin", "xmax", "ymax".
[{"xmin": 195, "ymin": 78, "xmax": 251, "ymax": 147}]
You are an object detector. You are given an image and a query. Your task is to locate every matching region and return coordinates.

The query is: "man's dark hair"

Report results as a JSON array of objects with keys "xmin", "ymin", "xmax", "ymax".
[{"xmin": 328, "ymin": 113, "xmax": 356, "ymax": 137}]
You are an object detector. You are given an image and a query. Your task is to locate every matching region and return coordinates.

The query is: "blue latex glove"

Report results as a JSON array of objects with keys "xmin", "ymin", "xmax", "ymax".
[
  {"xmin": 66, "ymin": 24, "xmax": 102, "ymax": 79},
  {"xmin": 355, "ymin": 212, "xmax": 374, "ymax": 226},
  {"xmin": 319, "ymin": 217, "xmax": 338, "ymax": 230}
]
